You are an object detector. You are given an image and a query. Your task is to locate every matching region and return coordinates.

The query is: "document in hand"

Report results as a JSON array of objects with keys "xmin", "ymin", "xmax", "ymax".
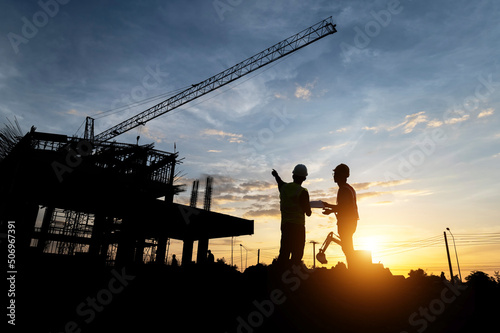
[{"xmin": 309, "ymin": 200, "xmax": 325, "ymax": 208}]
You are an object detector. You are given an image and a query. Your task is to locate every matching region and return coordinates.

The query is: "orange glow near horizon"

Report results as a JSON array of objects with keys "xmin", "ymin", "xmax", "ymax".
[
  {"xmin": 171, "ymin": 175, "xmax": 500, "ymax": 279},
  {"xmin": 165, "ymin": 224, "xmax": 500, "ymax": 279}
]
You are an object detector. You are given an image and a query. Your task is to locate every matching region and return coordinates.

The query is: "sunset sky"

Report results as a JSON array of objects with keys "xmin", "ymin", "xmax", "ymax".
[{"xmin": 1, "ymin": 0, "xmax": 499, "ymax": 277}]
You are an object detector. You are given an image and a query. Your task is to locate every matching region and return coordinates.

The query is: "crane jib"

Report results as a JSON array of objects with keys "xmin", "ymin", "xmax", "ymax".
[{"xmin": 92, "ymin": 17, "xmax": 337, "ymax": 142}]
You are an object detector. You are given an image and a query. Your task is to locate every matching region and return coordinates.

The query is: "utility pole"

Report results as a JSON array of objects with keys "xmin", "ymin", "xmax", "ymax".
[
  {"xmin": 310, "ymin": 241, "xmax": 319, "ymax": 269},
  {"xmin": 446, "ymin": 228, "xmax": 462, "ymax": 282},
  {"xmin": 257, "ymin": 249, "xmax": 260, "ymax": 265},
  {"xmin": 444, "ymin": 231, "xmax": 455, "ymax": 285},
  {"xmin": 240, "ymin": 244, "xmax": 243, "ymax": 272}
]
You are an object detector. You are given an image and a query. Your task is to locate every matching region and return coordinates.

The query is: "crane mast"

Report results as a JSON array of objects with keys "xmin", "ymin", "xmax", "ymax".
[{"xmin": 89, "ymin": 17, "xmax": 336, "ymax": 142}]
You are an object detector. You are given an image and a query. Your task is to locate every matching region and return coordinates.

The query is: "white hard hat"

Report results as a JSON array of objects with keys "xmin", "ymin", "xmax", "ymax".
[{"xmin": 292, "ymin": 164, "xmax": 308, "ymax": 177}]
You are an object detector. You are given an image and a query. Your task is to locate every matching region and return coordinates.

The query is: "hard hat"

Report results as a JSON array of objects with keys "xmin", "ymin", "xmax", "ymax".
[
  {"xmin": 333, "ymin": 163, "xmax": 350, "ymax": 178},
  {"xmin": 292, "ymin": 164, "xmax": 308, "ymax": 177}
]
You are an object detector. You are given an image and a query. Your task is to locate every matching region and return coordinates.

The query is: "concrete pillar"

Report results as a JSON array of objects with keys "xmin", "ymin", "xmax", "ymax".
[
  {"xmin": 156, "ymin": 237, "xmax": 167, "ymax": 264},
  {"xmin": 89, "ymin": 214, "xmax": 105, "ymax": 257},
  {"xmin": 135, "ymin": 236, "xmax": 145, "ymax": 264},
  {"xmin": 37, "ymin": 206, "xmax": 54, "ymax": 253},
  {"xmin": 99, "ymin": 216, "xmax": 113, "ymax": 263},
  {"xmin": 181, "ymin": 238, "xmax": 193, "ymax": 266},
  {"xmin": 196, "ymin": 238, "xmax": 209, "ymax": 264},
  {"xmin": 116, "ymin": 218, "xmax": 135, "ymax": 266}
]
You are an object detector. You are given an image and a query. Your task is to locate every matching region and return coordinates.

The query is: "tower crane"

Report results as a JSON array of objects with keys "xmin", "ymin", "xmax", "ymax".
[{"xmin": 84, "ymin": 17, "xmax": 337, "ymax": 142}]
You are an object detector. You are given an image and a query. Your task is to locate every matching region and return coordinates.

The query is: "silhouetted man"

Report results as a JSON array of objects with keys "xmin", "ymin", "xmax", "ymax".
[
  {"xmin": 272, "ymin": 164, "xmax": 312, "ymax": 267},
  {"xmin": 171, "ymin": 254, "xmax": 178, "ymax": 267},
  {"xmin": 322, "ymin": 164, "xmax": 359, "ymax": 266},
  {"xmin": 207, "ymin": 250, "xmax": 214, "ymax": 263}
]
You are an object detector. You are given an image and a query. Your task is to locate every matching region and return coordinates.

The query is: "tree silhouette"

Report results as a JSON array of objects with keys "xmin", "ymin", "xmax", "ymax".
[
  {"xmin": 465, "ymin": 270, "xmax": 497, "ymax": 288},
  {"xmin": 408, "ymin": 268, "xmax": 428, "ymax": 279}
]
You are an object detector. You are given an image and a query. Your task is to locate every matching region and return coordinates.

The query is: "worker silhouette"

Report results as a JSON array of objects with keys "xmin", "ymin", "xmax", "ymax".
[
  {"xmin": 171, "ymin": 254, "xmax": 178, "ymax": 267},
  {"xmin": 272, "ymin": 164, "xmax": 312, "ymax": 267},
  {"xmin": 322, "ymin": 164, "xmax": 359, "ymax": 267},
  {"xmin": 207, "ymin": 250, "xmax": 214, "ymax": 264}
]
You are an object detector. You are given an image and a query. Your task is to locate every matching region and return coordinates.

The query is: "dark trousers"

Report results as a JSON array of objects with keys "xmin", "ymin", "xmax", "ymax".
[
  {"xmin": 338, "ymin": 220, "xmax": 357, "ymax": 266},
  {"xmin": 278, "ymin": 222, "xmax": 305, "ymax": 266}
]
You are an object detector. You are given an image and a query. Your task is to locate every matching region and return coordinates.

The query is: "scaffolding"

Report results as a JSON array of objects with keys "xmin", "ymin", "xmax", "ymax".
[{"xmin": 1, "ymin": 130, "xmax": 253, "ymax": 267}]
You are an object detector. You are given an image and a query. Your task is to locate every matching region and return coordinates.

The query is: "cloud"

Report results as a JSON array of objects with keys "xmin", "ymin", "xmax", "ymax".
[
  {"xmin": 445, "ymin": 113, "xmax": 470, "ymax": 125},
  {"xmin": 214, "ymin": 194, "xmax": 241, "ymax": 204},
  {"xmin": 427, "ymin": 119, "xmax": 444, "ymax": 128},
  {"xmin": 294, "ymin": 80, "xmax": 317, "ymax": 100},
  {"xmin": 239, "ymin": 180, "xmax": 275, "ymax": 191},
  {"xmin": 314, "ymin": 179, "xmax": 412, "ymax": 204},
  {"xmin": 201, "ymin": 129, "xmax": 243, "ymax": 143},
  {"xmin": 357, "ymin": 191, "xmax": 386, "ymax": 200},
  {"xmin": 333, "ymin": 127, "xmax": 349, "ymax": 133},
  {"xmin": 243, "ymin": 208, "xmax": 280, "ymax": 219},
  {"xmin": 362, "ymin": 126, "xmax": 379, "ymax": 133},
  {"xmin": 385, "ymin": 111, "xmax": 428, "ymax": 134},
  {"xmin": 207, "ymin": 149, "xmax": 221, "ymax": 153},
  {"xmin": 352, "ymin": 179, "xmax": 412, "ymax": 191},
  {"xmin": 399, "ymin": 112, "xmax": 428, "ymax": 134},
  {"xmin": 362, "ymin": 111, "xmax": 440, "ymax": 134},
  {"xmin": 242, "ymin": 194, "xmax": 274, "ymax": 201},
  {"xmin": 211, "ymin": 176, "xmax": 274, "ymax": 198},
  {"xmin": 477, "ymin": 108, "xmax": 494, "ymax": 118},
  {"xmin": 64, "ymin": 109, "xmax": 89, "ymax": 117},
  {"xmin": 320, "ymin": 142, "xmax": 350, "ymax": 151},
  {"xmin": 140, "ymin": 126, "xmax": 166, "ymax": 143},
  {"xmin": 294, "ymin": 85, "xmax": 312, "ymax": 100}
]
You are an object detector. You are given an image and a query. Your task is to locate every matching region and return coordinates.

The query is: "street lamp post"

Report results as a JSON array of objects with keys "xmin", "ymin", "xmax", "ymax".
[
  {"xmin": 309, "ymin": 241, "xmax": 319, "ymax": 268},
  {"xmin": 240, "ymin": 244, "xmax": 248, "ymax": 270},
  {"xmin": 240, "ymin": 244, "xmax": 243, "ymax": 272},
  {"xmin": 446, "ymin": 228, "xmax": 462, "ymax": 283}
]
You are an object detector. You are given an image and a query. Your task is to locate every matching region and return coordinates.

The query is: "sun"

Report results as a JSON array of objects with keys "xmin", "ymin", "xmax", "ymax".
[
  {"xmin": 357, "ymin": 236, "xmax": 382, "ymax": 262},
  {"xmin": 363, "ymin": 238, "xmax": 378, "ymax": 253}
]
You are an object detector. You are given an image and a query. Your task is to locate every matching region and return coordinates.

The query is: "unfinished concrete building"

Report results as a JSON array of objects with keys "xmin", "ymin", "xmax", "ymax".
[
  {"xmin": 0, "ymin": 18, "xmax": 337, "ymax": 268},
  {"xmin": 0, "ymin": 129, "xmax": 253, "ymax": 266}
]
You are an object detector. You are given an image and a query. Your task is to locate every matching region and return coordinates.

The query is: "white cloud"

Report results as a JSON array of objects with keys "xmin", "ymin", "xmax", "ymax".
[
  {"xmin": 362, "ymin": 126, "xmax": 379, "ymax": 133},
  {"xmin": 427, "ymin": 119, "xmax": 444, "ymax": 128},
  {"xmin": 401, "ymin": 111, "xmax": 428, "ymax": 134},
  {"xmin": 294, "ymin": 85, "xmax": 312, "ymax": 100},
  {"xmin": 294, "ymin": 80, "xmax": 317, "ymax": 100},
  {"xmin": 445, "ymin": 114, "xmax": 470, "ymax": 124},
  {"xmin": 201, "ymin": 128, "xmax": 243, "ymax": 143},
  {"xmin": 477, "ymin": 108, "xmax": 494, "ymax": 118},
  {"xmin": 140, "ymin": 126, "xmax": 166, "ymax": 143},
  {"xmin": 387, "ymin": 111, "xmax": 428, "ymax": 134},
  {"xmin": 320, "ymin": 142, "xmax": 350, "ymax": 151},
  {"xmin": 330, "ymin": 127, "xmax": 349, "ymax": 134}
]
